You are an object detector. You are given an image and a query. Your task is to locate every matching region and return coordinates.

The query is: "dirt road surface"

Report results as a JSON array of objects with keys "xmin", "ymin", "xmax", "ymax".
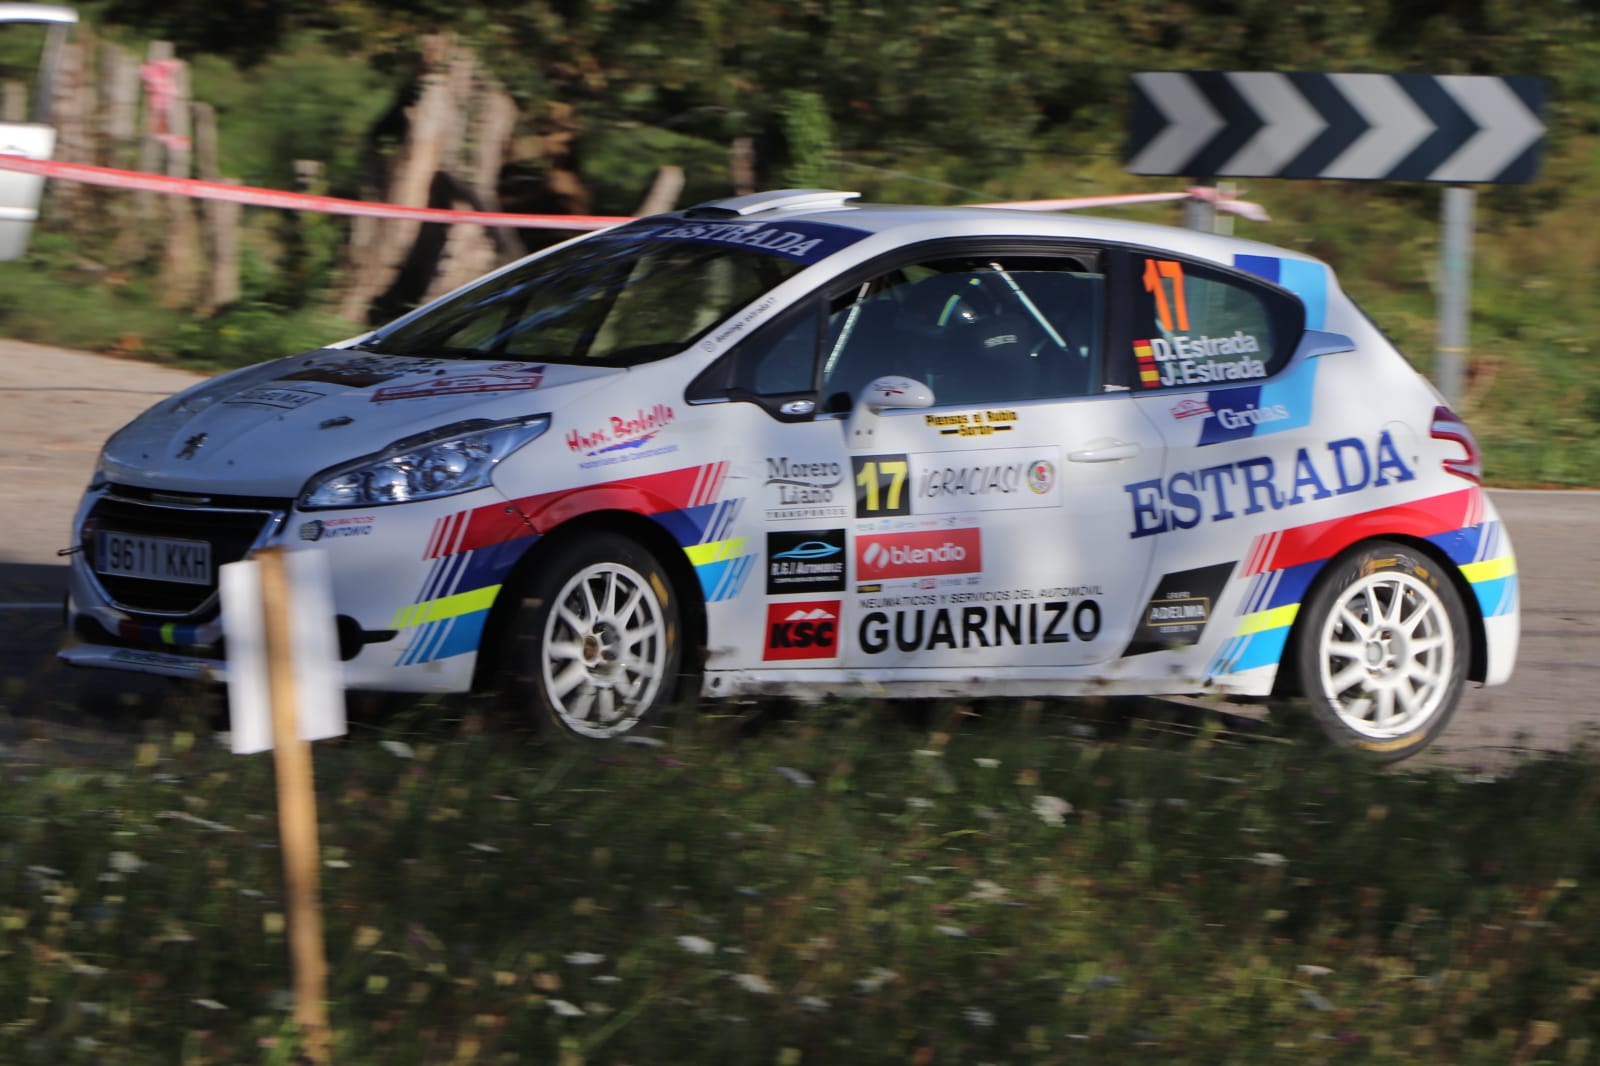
[{"xmin": 3, "ymin": 337, "xmax": 1597, "ymax": 766}]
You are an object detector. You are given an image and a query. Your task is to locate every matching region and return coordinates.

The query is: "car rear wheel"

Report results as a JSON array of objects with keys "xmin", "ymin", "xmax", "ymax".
[
  {"xmin": 499, "ymin": 533, "xmax": 681, "ymax": 739},
  {"xmin": 1292, "ymin": 540, "xmax": 1468, "ymax": 761}
]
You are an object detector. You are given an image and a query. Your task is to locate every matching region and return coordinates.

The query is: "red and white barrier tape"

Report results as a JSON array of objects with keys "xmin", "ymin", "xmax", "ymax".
[
  {"xmin": 978, "ymin": 187, "xmax": 1270, "ymax": 222},
  {"xmin": 0, "ymin": 152, "xmax": 1268, "ymax": 228},
  {"xmin": 0, "ymin": 154, "xmax": 628, "ymax": 230}
]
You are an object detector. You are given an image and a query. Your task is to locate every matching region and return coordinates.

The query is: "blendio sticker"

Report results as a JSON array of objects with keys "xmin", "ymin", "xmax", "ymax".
[
  {"xmin": 857, "ymin": 527, "xmax": 981, "ymax": 581},
  {"xmin": 764, "ymin": 600, "xmax": 841, "ymax": 661},
  {"xmin": 766, "ymin": 529, "xmax": 847, "ymax": 594}
]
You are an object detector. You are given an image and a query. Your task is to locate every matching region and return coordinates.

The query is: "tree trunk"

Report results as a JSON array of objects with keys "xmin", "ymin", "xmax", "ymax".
[
  {"xmin": 337, "ymin": 36, "xmax": 458, "ymax": 323},
  {"xmin": 192, "ymin": 101, "xmax": 239, "ymax": 314},
  {"xmin": 156, "ymin": 56, "xmax": 203, "ymax": 309}
]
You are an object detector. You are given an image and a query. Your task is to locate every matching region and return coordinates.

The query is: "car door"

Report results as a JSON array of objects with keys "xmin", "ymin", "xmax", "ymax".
[
  {"xmin": 690, "ymin": 242, "xmax": 1167, "ymax": 676},
  {"xmin": 1112, "ymin": 247, "xmax": 1315, "ymax": 667},
  {"xmin": 824, "ymin": 247, "xmax": 1166, "ymax": 670}
]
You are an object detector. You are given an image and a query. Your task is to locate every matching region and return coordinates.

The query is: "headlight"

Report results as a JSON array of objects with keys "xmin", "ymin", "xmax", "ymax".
[{"xmin": 299, "ymin": 415, "xmax": 550, "ymax": 510}]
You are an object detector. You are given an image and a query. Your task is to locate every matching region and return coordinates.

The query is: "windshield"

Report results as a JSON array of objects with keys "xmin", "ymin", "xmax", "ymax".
[{"xmin": 368, "ymin": 222, "xmax": 820, "ymax": 366}]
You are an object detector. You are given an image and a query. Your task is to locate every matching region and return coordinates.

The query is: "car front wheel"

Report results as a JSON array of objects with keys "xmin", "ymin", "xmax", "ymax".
[
  {"xmin": 499, "ymin": 533, "xmax": 681, "ymax": 739},
  {"xmin": 1292, "ymin": 540, "xmax": 1469, "ymax": 761}
]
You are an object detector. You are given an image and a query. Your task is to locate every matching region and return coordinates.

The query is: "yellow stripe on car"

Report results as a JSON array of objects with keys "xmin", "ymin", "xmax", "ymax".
[{"xmin": 391, "ymin": 584, "xmax": 502, "ymax": 630}]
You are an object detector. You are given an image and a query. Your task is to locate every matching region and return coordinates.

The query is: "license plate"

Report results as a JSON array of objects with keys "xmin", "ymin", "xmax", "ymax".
[{"xmin": 95, "ymin": 532, "xmax": 213, "ymax": 585}]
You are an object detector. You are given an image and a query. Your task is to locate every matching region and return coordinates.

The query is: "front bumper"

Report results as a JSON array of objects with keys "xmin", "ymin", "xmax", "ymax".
[{"xmin": 60, "ymin": 482, "xmax": 520, "ymax": 694}]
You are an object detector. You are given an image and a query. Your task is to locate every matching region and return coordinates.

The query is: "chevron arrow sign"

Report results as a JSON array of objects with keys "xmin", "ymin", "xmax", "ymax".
[{"xmin": 1126, "ymin": 72, "xmax": 1546, "ymax": 183}]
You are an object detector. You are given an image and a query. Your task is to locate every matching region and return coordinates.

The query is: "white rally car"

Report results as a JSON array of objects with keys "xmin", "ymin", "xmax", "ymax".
[{"xmin": 61, "ymin": 189, "xmax": 1519, "ymax": 759}]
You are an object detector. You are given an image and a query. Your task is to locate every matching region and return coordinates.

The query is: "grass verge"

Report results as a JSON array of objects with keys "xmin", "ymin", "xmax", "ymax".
[{"xmin": 2, "ymin": 699, "xmax": 1598, "ymax": 1064}]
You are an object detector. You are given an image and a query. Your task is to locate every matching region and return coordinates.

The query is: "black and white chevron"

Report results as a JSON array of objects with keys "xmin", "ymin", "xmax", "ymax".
[{"xmin": 1126, "ymin": 72, "xmax": 1545, "ymax": 184}]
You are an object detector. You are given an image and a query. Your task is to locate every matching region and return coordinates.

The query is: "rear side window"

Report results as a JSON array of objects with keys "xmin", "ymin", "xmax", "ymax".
[{"xmin": 1128, "ymin": 254, "xmax": 1303, "ymax": 392}]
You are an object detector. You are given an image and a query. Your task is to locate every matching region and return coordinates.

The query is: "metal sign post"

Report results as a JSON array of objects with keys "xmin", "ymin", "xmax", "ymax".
[{"xmin": 1437, "ymin": 186, "xmax": 1474, "ymax": 407}]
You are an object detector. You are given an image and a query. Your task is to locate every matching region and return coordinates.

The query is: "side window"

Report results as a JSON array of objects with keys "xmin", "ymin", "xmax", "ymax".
[
  {"xmin": 730, "ymin": 304, "xmax": 825, "ymax": 396},
  {"xmin": 819, "ymin": 254, "xmax": 1106, "ymax": 412},
  {"xmin": 685, "ymin": 299, "xmax": 832, "ymax": 407},
  {"xmin": 1129, "ymin": 254, "xmax": 1302, "ymax": 391}
]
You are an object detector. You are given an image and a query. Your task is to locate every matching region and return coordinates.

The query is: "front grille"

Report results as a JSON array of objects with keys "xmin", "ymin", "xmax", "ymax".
[{"xmin": 82, "ymin": 488, "xmax": 288, "ymax": 617}]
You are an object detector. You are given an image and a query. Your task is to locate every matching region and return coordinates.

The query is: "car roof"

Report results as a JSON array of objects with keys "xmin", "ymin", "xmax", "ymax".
[{"xmin": 663, "ymin": 188, "xmax": 1330, "ymax": 275}]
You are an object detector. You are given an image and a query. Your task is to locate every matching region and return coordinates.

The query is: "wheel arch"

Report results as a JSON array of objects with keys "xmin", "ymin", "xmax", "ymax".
[
  {"xmin": 470, "ymin": 509, "xmax": 709, "ymax": 699},
  {"xmin": 1272, "ymin": 532, "xmax": 1488, "ymax": 697}
]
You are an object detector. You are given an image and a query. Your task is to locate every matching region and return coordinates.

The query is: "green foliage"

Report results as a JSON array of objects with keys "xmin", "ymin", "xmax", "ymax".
[
  {"xmin": 779, "ymin": 91, "xmax": 836, "ymax": 190},
  {"xmin": 8, "ymin": 4, "xmax": 1600, "ymax": 482},
  {"xmin": 4, "ymin": 706, "xmax": 1600, "ymax": 1063},
  {"xmin": 169, "ymin": 302, "xmax": 357, "ymax": 368},
  {"xmin": 577, "ymin": 122, "xmax": 736, "ymax": 216},
  {"xmin": 185, "ymin": 39, "xmax": 392, "ymax": 195}
]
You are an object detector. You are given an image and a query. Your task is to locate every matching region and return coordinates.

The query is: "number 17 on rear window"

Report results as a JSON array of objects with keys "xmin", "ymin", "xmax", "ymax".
[{"xmin": 1143, "ymin": 259, "xmax": 1189, "ymax": 333}]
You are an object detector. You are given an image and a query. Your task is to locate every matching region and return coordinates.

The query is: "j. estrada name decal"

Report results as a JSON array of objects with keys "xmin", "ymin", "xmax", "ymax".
[{"xmin": 1123, "ymin": 431, "xmax": 1414, "ymax": 538}]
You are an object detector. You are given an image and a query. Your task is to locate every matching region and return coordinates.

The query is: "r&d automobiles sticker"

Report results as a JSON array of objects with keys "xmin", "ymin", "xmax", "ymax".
[{"xmin": 766, "ymin": 529, "xmax": 847, "ymax": 594}]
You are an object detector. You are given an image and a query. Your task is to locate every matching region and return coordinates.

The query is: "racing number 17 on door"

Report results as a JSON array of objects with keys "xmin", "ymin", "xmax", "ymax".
[{"xmin": 1144, "ymin": 259, "xmax": 1189, "ymax": 332}]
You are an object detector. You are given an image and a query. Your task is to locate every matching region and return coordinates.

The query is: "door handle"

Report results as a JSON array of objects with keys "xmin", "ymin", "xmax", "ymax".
[{"xmin": 1067, "ymin": 440, "xmax": 1141, "ymax": 463}]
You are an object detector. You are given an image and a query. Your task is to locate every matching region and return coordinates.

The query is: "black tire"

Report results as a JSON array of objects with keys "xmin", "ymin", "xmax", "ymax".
[
  {"xmin": 497, "ymin": 532, "xmax": 681, "ymax": 739},
  {"xmin": 1291, "ymin": 540, "xmax": 1469, "ymax": 761}
]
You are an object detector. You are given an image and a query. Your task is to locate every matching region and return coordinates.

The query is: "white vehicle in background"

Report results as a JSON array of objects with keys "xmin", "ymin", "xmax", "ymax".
[
  {"xmin": 61, "ymin": 189, "xmax": 1519, "ymax": 760},
  {"xmin": 0, "ymin": 3, "xmax": 75, "ymax": 261}
]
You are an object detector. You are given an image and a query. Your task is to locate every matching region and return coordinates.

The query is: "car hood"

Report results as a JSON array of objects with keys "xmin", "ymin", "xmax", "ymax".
[{"xmin": 98, "ymin": 349, "xmax": 621, "ymax": 497}]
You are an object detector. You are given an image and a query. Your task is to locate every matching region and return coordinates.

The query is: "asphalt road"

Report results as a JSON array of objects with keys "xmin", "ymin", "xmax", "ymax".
[{"xmin": 3, "ymin": 337, "xmax": 1597, "ymax": 765}]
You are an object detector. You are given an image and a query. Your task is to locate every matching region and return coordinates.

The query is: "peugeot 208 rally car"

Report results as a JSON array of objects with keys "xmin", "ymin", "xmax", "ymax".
[{"xmin": 62, "ymin": 189, "xmax": 1518, "ymax": 759}]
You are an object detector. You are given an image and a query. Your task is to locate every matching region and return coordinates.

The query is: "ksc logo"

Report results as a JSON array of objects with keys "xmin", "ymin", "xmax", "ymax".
[{"xmin": 763, "ymin": 600, "xmax": 841, "ymax": 661}]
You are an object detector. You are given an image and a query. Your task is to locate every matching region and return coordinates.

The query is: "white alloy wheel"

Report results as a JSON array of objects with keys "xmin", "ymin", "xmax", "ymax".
[
  {"xmin": 1293, "ymin": 541, "xmax": 1469, "ymax": 760},
  {"xmin": 498, "ymin": 532, "xmax": 681, "ymax": 740},
  {"xmin": 541, "ymin": 560, "xmax": 670, "ymax": 738}
]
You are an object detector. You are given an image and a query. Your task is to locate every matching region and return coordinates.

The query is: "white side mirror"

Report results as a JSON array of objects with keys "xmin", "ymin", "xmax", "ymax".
[
  {"xmin": 848, "ymin": 375, "xmax": 934, "ymax": 449},
  {"xmin": 861, "ymin": 375, "xmax": 935, "ymax": 412}
]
